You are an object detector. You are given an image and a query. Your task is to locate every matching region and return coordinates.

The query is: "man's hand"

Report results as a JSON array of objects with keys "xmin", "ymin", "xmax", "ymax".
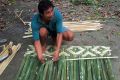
[
  {"xmin": 34, "ymin": 40, "xmax": 46, "ymax": 63},
  {"xmin": 38, "ymin": 53, "xmax": 45, "ymax": 63},
  {"xmin": 53, "ymin": 50, "xmax": 59, "ymax": 61}
]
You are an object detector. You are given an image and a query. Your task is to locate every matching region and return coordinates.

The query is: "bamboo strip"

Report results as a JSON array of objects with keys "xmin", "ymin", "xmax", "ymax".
[
  {"xmin": 97, "ymin": 59, "xmax": 102, "ymax": 80},
  {"xmin": 22, "ymin": 35, "xmax": 33, "ymax": 38},
  {"xmin": 29, "ymin": 57, "xmax": 40, "ymax": 80},
  {"xmin": 87, "ymin": 60, "xmax": 93, "ymax": 80},
  {"xmin": 15, "ymin": 54, "xmax": 27, "ymax": 80},
  {"xmin": 104, "ymin": 59, "xmax": 116, "ymax": 80},
  {"xmin": 19, "ymin": 55, "xmax": 31, "ymax": 80},
  {"xmin": 24, "ymin": 57, "xmax": 35, "ymax": 80},
  {"xmin": 48, "ymin": 61, "xmax": 53, "ymax": 80},
  {"xmin": 100, "ymin": 59, "xmax": 108, "ymax": 80},
  {"xmin": 66, "ymin": 56, "xmax": 118, "ymax": 60}
]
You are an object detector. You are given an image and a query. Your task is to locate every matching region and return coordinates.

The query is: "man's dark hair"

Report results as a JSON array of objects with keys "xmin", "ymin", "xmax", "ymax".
[{"xmin": 38, "ymin": 0, "xmax": 54, "ymax": 15}]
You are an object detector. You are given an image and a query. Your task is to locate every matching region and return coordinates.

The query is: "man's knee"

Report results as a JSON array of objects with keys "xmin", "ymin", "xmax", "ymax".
[
  {"xmin": 63, "ymin": 30, "xmax": 74, "ymax": 41},
  {"xmin": 39, "ymin": 27, "xmax": 48, "ymax": 38},
  {"xmin": 68, "ymin": 31, "xmax": 74, "ymax": 41}
]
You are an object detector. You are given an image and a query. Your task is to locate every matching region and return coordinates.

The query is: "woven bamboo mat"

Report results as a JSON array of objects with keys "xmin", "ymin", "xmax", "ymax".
[{"xmin": 15, "ymin": 45, "xmax": 117, "ymax": 80}]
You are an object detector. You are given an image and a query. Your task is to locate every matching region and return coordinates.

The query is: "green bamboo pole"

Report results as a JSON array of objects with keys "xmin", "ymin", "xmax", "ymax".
[
  {"xmin": 40, "ymin": 64, "xmax": 46, "ymax": 80},
  {"xmin": 73, "ymin": 61, "xmax": 77, "ymax": 80},
  {"xmin": 76, "ymin": 60, "xmax": 79, "ymax": 80},
  {"xmin": 24, "ymin": 56, "xmax": 35, "ymax": 80},
  {"xmin": 104, "ymin": 59, "xmax": 115, "ymax": 80},
  {"xmin": 100, "ymin": 59, "xmax": 108, "ymax": 80},
  {"xmin": 53, "ymin": 62, "xmax": 58, "ymax": 80},
  {"xmin": 67, "ymin": 59, "xmax": 71, "ymax": 80},
  {"xmin": 19, "ymin": 55, "xmax": 31, "ymax": 80},
  {"xmin": 15, "ymin": 55, "xmax": 27, "ymax": 80},
  {"xmin": 85, "ymin": 60, "xmax": 88, "ymax": 80},
  {"xmin": 48, "ymin": 61, "xmax": 53, "ymax": 80},
  {"xmin": 61, "ymin": 62, "xmax": 64, "ymax": 80},
  {"xmin": 63, "ymin": 60, "xmax": 67, "ymax": 80},
  {"xmin": 43, "ymin": 61, "xmax": 49, "ymax": 80},
  {"xmin": 57, "ymin": 60, "xmax": 63, "ymax": 80},
  {"xmin": 29, "ymin": 57, "xmax": 40, "ymax": 80},
  {"xmin": 87, "ymin": 60, "xmax": 93, "ymax": 80},
  {"xmin": 69, "ymin": 60, "xmax": 74, "ymax": 80},
  {"xmin": 79, "ymin": 59, "xmax": 86, "ymax": 80},
  {"xmin": 36, "ymin": 63, "xmax": 45, "ymax": 80},
  {"xmin": 51, "ymin": 63, "xmax": 56, "ymax": 80},
  {"xmin": 91, "ymin": 60, "xmax": 97, "ymax": 80}
]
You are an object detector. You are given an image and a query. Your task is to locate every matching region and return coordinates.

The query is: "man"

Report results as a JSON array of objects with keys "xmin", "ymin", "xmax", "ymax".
[{"xmin": 31, "ymin": 0, "xmax": 74, "ymax": 63}]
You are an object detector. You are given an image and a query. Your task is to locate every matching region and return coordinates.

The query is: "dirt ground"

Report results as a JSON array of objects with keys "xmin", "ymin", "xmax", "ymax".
[{"xmin": 0, "ymin": 0, "xmax": 120, "ymax": 80}]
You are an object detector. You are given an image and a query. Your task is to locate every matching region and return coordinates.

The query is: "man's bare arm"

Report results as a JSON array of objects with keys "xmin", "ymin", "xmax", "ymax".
[
  {"xmin": 34, "ymin": 40, "xmax": 45, "ymax": 63},
  {"xmin": 53, "ymin": 33, "xmax": 63, "ymax": 61}
]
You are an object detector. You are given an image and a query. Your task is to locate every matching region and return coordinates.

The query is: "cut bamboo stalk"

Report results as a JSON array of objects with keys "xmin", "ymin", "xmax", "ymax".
[
  {"xmin": 22, "ymin": 35, "xmax": 33, "ymax": 38},
  {"xmin": 91, "ymin": 60, "xmax": 97, "ymax": 80},
  {"xmin": 43, "ymin": 61, "xmax": 49, "ymax": 80},
  {"xmin": 79, "ymin": 60, "xmax": 86, "ymax": 80},
  {"xmin": 36, "ymin": 63, "xmax": 45, "ymax": 80},
  {"xmin": 0, "ymin": 42, "xmax": 13, "ymax": 56},
  {"xmin": 69, "ymin": 60, "xmax": 73, "ymax": 80},
  {"xmin": 48, "ymin": 61, "xmax": 53, "ymax": 80},
  {"xmin": 104, "ymin": 59, "xmax": 115, "ymax": 80},
  {"xmin": 57, "ymin": 60, "xmax": 63, "ymax": 80},
  {"xmin": 100, "ymin": 59, "xmax": 108, "ymax": 80},
  {"xmin": 15, "ymin": 54, "xmax": 27, "ymax": 80},
  {"xmin": 52, "ymin": 63, "xmax": 56, "ymax": 80},
  {"xmin": 63, "ymin": 60, "xmax": 67, "ymax": 80},
  {"xmin": 87, "ymin": 60, "xmax": 93, "ymax": 80},
  {"xmin": 0, "ymin": 43, "xmax": 21, "ymax": 75},
  {"xmin": 73, "ymin": 61, "xmax": 76, "ymax": 80},
  {"xmin": 24, "ymin": 32, "xmax": 32, "ymax": 35},
  {"xmin": 97, "ymin": 59, "xmax": 102, "ymax": 80},
  {"xmin": 29, "ymin": 57, "xmax": 40, "ymax": 80},
  {"xmin": 19, "ymin": 55, "xmax": 31, "ymax": 80},
  {"xmin": 24, "ymin": 57, "xmax": 35, "ymax": 80}
]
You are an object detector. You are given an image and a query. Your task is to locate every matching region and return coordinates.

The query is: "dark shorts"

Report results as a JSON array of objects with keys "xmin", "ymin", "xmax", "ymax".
[{"xmin": 40, "ymin": 26, "xmax": 69, "ymax": 38}]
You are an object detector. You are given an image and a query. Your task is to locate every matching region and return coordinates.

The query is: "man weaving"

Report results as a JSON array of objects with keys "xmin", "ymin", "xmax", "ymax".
[{"xmin": 31, "ymin": 0, "xmax": 74, "ymax": 63}]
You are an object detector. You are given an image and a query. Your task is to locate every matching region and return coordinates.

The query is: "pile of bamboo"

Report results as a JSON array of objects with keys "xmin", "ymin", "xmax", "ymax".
[
  {"xmin": 15, "ymin": 53, "xmax": 116, "ymax": 80},
  {"xmin": 0, "ymin": 42, "xmax": 21, "ymax": 75}
]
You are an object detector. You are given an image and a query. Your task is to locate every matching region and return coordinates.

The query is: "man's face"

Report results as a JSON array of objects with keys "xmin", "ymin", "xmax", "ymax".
[{"xmin": 43, "ymin": 7, "xmax": 54, "ymax": 21}]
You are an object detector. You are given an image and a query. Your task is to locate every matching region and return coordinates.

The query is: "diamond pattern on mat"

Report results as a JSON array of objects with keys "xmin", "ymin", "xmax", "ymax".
[
  {"xmin": 25, "ymin": 45, "xmax": 111, "ymax": 58},
  {"xmin": 62, "ymin": 46, "xmax": 111, "ymax": 57}
]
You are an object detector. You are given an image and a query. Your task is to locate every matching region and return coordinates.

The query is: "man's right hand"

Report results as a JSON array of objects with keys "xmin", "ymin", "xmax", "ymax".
[
  {"xmin": 38, "ymin": 53, "xmax": 45, "ymax": 63},
  {"xmin": 34, "ymin": 40, "xmax": 45, "ymax": 63}
]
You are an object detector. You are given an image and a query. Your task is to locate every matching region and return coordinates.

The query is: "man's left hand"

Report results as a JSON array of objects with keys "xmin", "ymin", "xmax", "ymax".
[{"xmin": 53, "ymin": 50, "xmax": 59, "ymax": 61}]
